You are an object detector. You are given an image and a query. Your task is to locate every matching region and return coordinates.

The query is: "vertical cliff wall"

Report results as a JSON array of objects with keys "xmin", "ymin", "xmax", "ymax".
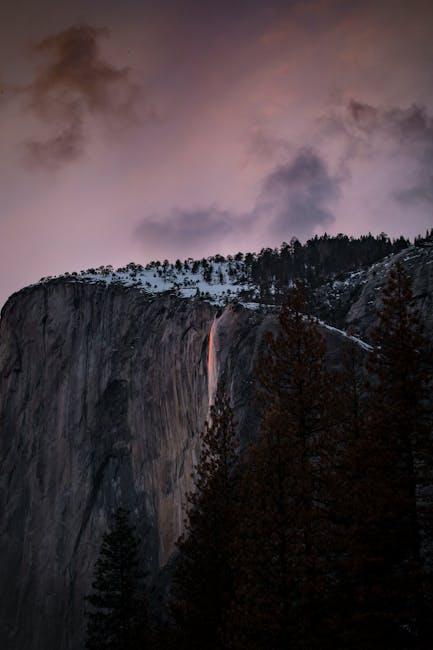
[
  {"xmin": 0, "ymin": 284, "xmax": 209, "ymax": 649},
  {"xmin": 0, "ymin": 283, "xmax": 274, "ymax": 650}
]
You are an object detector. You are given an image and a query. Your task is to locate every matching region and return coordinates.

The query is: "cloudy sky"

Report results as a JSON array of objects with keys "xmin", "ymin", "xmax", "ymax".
[{"xmin": 0, "ymin": 0, "xmax": 432, "ymax": 305}]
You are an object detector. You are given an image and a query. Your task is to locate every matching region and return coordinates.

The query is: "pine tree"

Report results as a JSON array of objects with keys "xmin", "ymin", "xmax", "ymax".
[
  {"xmin": 171, "ymin": 385, "xmax": 238, "ymax": 650},
  {"xmin": 327, "ymin": 336, "xmax": 372, "ymax": 648},
  {"xmin": 340, "ymin": 263, "xmax": 433, "ymax": 648},
  {"xmin": 369, "ymin": 262, "xmax": 432, "ymax": 646},
  {"xmin": 85, "ymin": 508, "xmax": 149, "ymax": 650},
  {"xmin": 230, "ymin": 285, "xmax": 340, "ymax": 650}
]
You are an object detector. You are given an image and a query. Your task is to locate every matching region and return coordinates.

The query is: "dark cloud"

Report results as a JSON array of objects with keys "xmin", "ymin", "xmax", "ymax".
[
  {"xmin": 29, "ymin": 24, "xmax": 130, "ymax": 114},
  {"xmin": 247, "ymin": 128, "xmax": 292, "ymax": 162},
  {"xmin": 347, "ymin": 100, "xmax": 433, "ymax": 144},
  {"xmin": 256, "ymin": 149, "xmax": 339, "ymax": 239},
  {"xmin": 25, "ymin": 116, "xmax": 84, "ymax": 169},
  {"xmin": 395, "ymin": 184, "xmax": 433, "ymax": 205},
  {"xmin": 332, "ymin": 100, "xmax": 433, "ymax": 205},
  {"xmin": 135, "ymin": 149, "xmax": 339, "ymax": 252},
  {"xmin": 347, "ymin": 100, "xmax": 379, "ymax": 130},
  {"xmin": 19, "ymin": 24, "xmax": 140, "ymax": 167},
  {"xmin": 135, "ymin": 206, "xmax": 236, "ymax": 255}
]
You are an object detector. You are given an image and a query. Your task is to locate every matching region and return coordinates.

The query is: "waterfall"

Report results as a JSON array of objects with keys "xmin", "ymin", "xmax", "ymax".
[{"xmin": 207, "ymin": 315, "xmax": 219, "ymax": 409}]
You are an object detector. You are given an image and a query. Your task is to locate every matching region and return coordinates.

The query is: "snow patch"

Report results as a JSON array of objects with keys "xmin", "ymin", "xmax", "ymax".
[
  {"xmin": 35, "ymin": 260, "xmax": 254, "ymax": 306},
  {"xmin": 317, "ymin": 320, "xmax": 373, "ymax": 351}
]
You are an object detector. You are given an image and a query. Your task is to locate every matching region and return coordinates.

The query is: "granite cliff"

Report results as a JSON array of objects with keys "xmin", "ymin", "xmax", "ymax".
[
  {"xmin": 0, "ymin": 243, "xmax": 432, "ymax": 649},
  {"xmin": 0, "ymin": 282, "xmax": 275, "ymax": 650}
]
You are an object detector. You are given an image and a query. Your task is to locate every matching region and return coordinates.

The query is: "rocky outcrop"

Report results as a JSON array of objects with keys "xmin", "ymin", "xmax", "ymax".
[
  {"xmin": 346, "ymin": 244, "xmax": 433, "ymax": 338},
  {"xmin": 0, "ymin": 244, "xmax": 432, "ymax": 650}
]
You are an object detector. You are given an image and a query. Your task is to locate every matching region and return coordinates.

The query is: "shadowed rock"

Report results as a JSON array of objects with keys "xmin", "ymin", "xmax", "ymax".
[{"xmin": 0, "ymin": 245, "xmax": 432, "ymax": 649}]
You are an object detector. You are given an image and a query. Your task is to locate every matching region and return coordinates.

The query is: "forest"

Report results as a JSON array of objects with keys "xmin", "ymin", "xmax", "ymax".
[{"xmin": 84, "ymin": 262, "xmax": 433, "ymax": 650}]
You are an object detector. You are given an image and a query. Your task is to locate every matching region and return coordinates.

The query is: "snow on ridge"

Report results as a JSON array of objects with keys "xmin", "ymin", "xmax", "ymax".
[
  {"xmin": 29, "ymin": 244, "xmax": 430, "ymax": 336},
  {"xmin": 33, "ymin": 261, "xmax": 372, "ymax": 351},
  {"xmin": 35, "ymin": 260, "xmax": 255, "ymax": 305},
  {"xmin": 317, "ymin": 320, "xmax": 373, "ymax": 351},
  {"xmin": 234, "ymin": 304, "xmax": 372, "ymax": 352}
]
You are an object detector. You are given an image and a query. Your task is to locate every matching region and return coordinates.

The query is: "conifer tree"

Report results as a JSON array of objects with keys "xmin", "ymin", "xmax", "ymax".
[
  {"xmin": 341, "ymin": 263, "xmax": 432, "ymax": 648},
  {"xmin": 327, "ymin": 336, "xmax": 371, "ymax": 648},
  {"xmin": 230, "ymin": 285, "xmax": 340, "ymax": 650},
  {"xmin": 369, "ymin": 262, "xmax": 432, "ymax": 645},
  {"xmin": 85, "ymin": 508, "xmax": 149, "ymax": 650},
  {"xmin": 171, "ymin": 385, "xmax": 238, "ymax": 650}
]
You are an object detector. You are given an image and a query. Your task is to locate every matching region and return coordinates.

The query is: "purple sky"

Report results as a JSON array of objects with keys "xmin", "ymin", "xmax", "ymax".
[{"xmin": 1, "ymin": 0, "xmax": 432, "ymax": 305}]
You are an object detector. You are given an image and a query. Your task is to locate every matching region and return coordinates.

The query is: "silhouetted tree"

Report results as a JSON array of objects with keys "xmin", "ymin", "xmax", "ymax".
[
  {"xmin": 339, "ymin": 263, "xmax": 433, "ymax": 648},
  {"xmin": 171, "ymin": 386, "xmax": 238, "ymax": 650},
  {"xmin": 243, "ymin": 232, "xmax": 410, "ymax": 292},
  {"xmin": 85, "ymin": 508, "xmax": 149, "ymax": 650},
  {"xmin": 230, "ymin": 285, "xmax": 340, "ymax": 649},
  {"xmin": 324, "ymin": 335, "xmax": 369, "ymax": 646}
]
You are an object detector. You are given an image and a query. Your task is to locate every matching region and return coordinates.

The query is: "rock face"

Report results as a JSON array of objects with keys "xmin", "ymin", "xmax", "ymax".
[
  {"xmin": 0, "ymin": 245, "xmax": 432, "ymax": 650},
  {"xmin": 0, "ymin": 282, "xmax": 279, "ymax": 650},
  {"xmin": 346, "ymin": 244, "xmax": 433, "ymax": 338},
  {"xmin": 0, "ymin": 284, "xmax": 207, "ymax": 649}
]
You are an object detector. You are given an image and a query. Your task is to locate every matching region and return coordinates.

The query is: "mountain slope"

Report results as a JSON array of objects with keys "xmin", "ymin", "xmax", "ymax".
[{"xmin": 0, "ymin": 242, "xmax": 432, "ymax": 649}]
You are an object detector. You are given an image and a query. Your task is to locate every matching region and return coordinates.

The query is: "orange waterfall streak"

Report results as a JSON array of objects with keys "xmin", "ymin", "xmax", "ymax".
[{"xmin": 207, "ymin": 316, "xmax": 218, "ymax": 408}]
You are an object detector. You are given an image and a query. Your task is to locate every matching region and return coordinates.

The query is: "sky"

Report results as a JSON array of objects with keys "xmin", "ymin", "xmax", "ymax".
[{"xmin": 0, "ymin": 0, "xmax": 432, "ymax": 306}]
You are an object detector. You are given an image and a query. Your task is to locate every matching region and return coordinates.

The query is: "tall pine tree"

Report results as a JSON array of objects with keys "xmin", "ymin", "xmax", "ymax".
[
  {"xmin": 85, "ymin": 508, "xmax": 149, "ymax": 650},
  {"xmin": 230, "ymin": 285, "xmax": 340, "ymax": 650},
  {"xmin": 171, "ymin": 385, "xmax": 238, "ymax": 650},
  {"xmin": 326, "ymin": 335, "xmax": 368, "ymax": 647},
  {"xmin": 340, "ymin": 263, "xmax": 432, "ymax": 648},
  {"xmin": 369, "ymin": 262, "xmax": 432, "ymax": 646}
]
